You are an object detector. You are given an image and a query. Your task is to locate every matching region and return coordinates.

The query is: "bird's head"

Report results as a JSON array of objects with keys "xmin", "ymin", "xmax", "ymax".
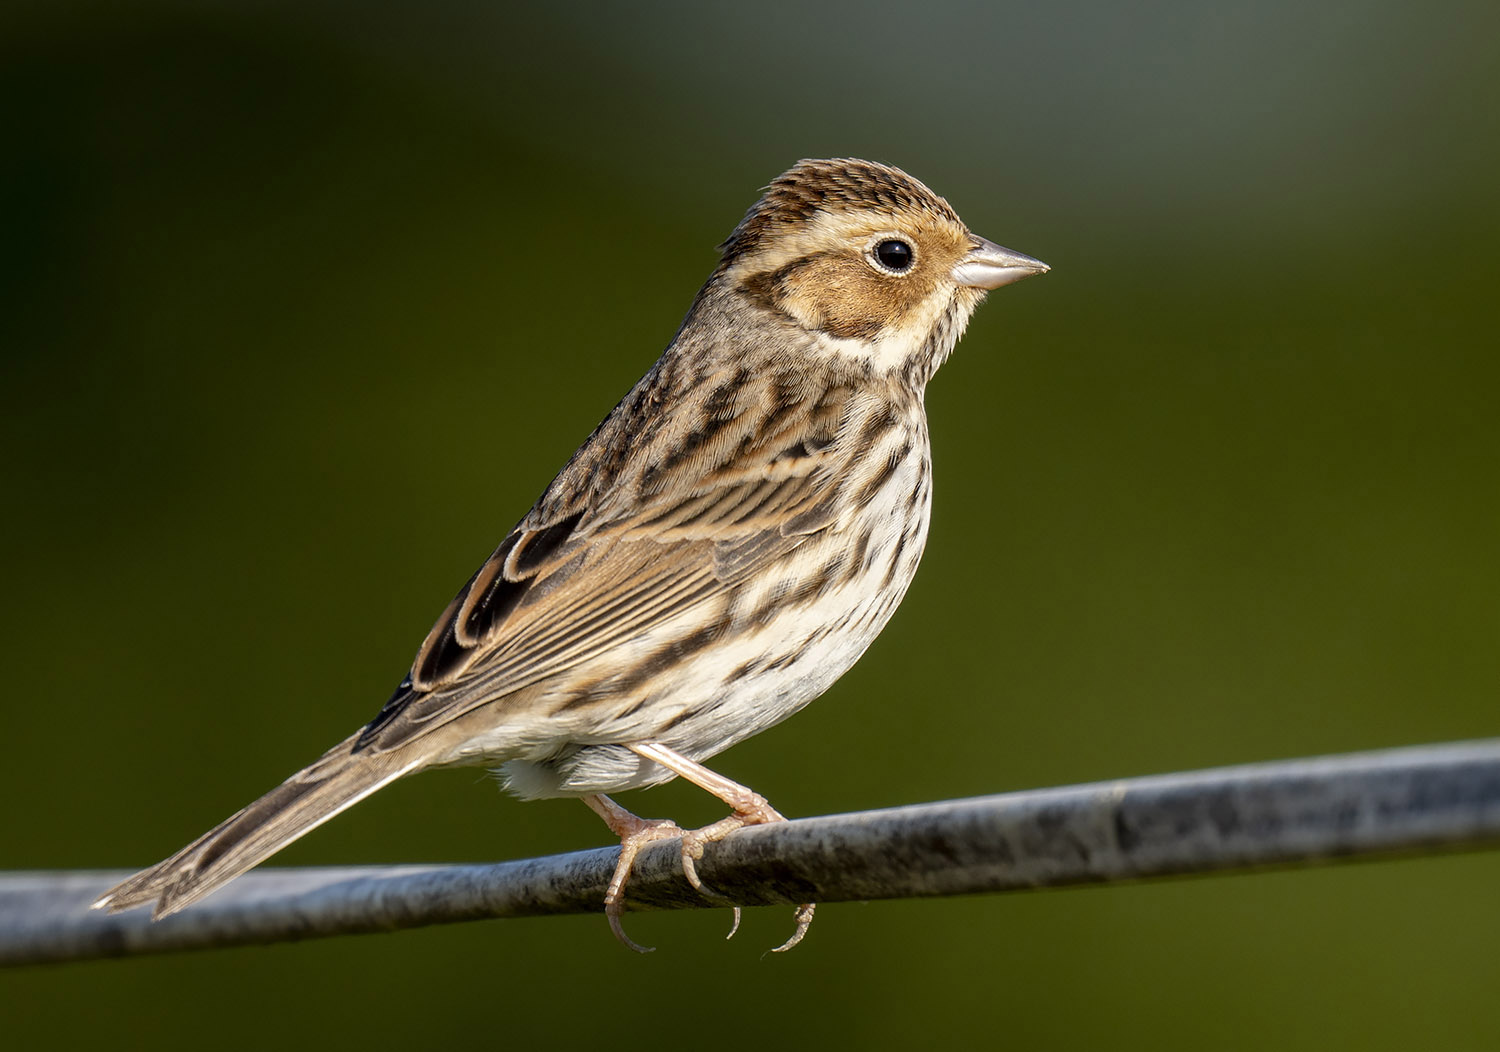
[{"xmin": 714, "ymin": 158, "xmax": 1047, "ymax": 385}]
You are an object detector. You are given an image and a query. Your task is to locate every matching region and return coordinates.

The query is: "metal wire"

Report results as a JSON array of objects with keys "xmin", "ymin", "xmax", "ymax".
[{"xmin": 7, "ymin": 739, "xmax": 1500, "ymax": 966}]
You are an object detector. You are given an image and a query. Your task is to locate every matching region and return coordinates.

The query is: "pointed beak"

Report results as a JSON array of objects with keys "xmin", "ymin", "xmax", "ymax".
[{"xmin": 951, "ymin": 237, "xmax": 1050, "ymax": 290}]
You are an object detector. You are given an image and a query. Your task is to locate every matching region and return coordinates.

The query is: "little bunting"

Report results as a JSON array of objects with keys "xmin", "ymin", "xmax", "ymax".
[{"xmin": 95, "ymin": 158, "xmax": 1048, "ymax": 952}]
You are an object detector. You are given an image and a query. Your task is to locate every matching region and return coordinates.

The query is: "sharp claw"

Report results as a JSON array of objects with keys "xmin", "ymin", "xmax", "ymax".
[
  {"xmin": 585, "ymin": 800, "xmax": 683, "ymax": 954},
  {"xmin": 679, "ymin": 842, "xmax": 708, "ymax": 893},
  {"xmin": 674, "ymin": 805, "xmax": 817, "ymax": 953},
  {"xmin": 680, "ymin": 841, "xmax": 729, "ymax": 901},
  {"xmin": 679, "ymin": 840, "xmax": 742, "ymax": 939},
  {"xmin": 607, "ymin": 909, "xmax": 656, "ymax": 954},
  {"xmin": 769, "ymin": 903, "xmax": 817, "ymax": 954}
]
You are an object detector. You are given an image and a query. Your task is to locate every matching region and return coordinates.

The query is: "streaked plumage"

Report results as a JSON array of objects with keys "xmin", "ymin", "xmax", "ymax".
[{"xmin": 95, "ymin": 158, "xmax": 1047, "ymax": 951}]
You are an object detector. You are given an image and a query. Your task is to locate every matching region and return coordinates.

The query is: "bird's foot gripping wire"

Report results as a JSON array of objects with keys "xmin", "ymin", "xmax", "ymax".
[
  {"xmin": 582, "ymin": 794, "xmax": 685, "ymax": 954},
  {"xmin": 581, "ymin": 742, "xmax": 816, "ymax": 954}
]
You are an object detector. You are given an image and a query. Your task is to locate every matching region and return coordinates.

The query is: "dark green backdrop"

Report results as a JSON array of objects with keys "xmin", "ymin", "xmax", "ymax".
[{"xmin": 5, "ymin": 2, "xmax": 1499, "ymax": 1048}]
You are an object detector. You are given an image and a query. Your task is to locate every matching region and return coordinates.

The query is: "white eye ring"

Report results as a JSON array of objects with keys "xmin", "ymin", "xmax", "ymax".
[{"xmin": 866, "ymin": 235, "xmax": 916, "ymax": 275}]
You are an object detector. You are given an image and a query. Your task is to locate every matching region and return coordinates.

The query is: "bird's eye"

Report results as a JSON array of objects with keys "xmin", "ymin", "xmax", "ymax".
[{"xmin": 873, "ymin": 239, "xmax": 914, "ymax": 273}]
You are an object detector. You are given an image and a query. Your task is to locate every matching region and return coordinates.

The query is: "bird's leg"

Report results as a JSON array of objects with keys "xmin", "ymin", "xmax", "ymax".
[
  {"xmin": 627, "ymin": 741, "xmax": 817, "ymax": 952},
  {"xmin": 580, "ymin": 793, "xmax": 683, "ymax": 954}
]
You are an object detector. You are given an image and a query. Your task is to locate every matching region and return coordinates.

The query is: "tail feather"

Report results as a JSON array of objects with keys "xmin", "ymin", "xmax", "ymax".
[{"xmin": 93, "ymin": 731, "xmax": 423, "ymax": 919}]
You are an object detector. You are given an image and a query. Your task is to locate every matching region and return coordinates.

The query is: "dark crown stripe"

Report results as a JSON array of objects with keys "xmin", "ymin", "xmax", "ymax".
[{"xmin": 719, "ymin": 158, "xmax": 963, "ymax": 263}]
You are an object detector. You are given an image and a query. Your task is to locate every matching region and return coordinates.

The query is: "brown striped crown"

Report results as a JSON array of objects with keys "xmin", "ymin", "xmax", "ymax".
[{"xmin": 719, "ymin": 158, "xmax": 964, "ymax": 263}]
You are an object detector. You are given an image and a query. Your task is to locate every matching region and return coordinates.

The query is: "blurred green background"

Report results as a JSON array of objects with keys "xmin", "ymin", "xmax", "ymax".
[{"xmin": 4, "ymin": 0, "xmax": 1499, "ymax": 1047}]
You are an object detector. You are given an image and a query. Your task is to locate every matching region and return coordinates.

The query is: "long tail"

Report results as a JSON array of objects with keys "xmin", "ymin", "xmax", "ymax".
[{"xmin": 93, "ymin": 731, "xmax": 425, "ymax": 919}]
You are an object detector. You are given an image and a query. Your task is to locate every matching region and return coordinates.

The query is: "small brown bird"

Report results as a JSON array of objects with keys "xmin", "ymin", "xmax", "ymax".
[{"xmin": 94, "ymin": 158, "xmax": 1047, "ymax": 951}]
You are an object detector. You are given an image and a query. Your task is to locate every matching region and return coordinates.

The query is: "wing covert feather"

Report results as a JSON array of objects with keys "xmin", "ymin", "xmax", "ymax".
[{"xmin": 357, "ymin": 424, "xmax": 852, "ymax": 752}]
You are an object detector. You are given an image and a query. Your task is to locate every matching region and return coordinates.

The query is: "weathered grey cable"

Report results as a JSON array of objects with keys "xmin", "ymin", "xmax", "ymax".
[{"xmin": 7, "ymin": 739, "xmax": 1500, "ymax": 966}]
